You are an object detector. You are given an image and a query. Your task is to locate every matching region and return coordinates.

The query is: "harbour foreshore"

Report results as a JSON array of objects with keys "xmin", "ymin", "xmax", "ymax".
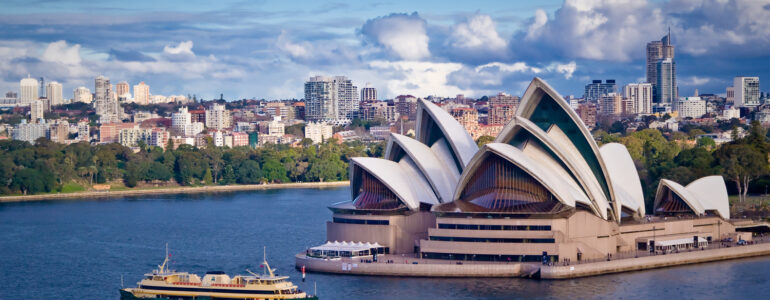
[
  {"xmin": 0, "ymin": 181, "xmax": 349, "ymax": 203},
  {"xmin": 296, "ymin": 242, "xmax": 770, "ymax": 279}
]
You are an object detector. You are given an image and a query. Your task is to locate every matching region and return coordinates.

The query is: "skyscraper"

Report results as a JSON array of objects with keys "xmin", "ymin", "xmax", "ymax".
[
  {"xmin": 655, "ymin": 58, "xmax": 677, "ymax": 104},
  {"xmin": 46, "ymin": 81, "xmax": 63, "ymax": 106},
  {"xmin": 133, "ymin": 82, "xmax": 150, "ymax": 105},
  {"xmin": 30, "ymin": 100, "xmax": 44, "ymax": 123},
  {"xmin": 20, "ymin": 76, "xmax": 39, "ymax": 104},
  {"xmin": 304, "ymin": 76, "xmax": 358, "ymax": 123},
  {"xmin": 733, "ymin": 76, "xmax": 760, "ymax": 107},
  {"xmin": 94, "ymin": 75, "xmax": 110, "ymax": 105},
  {"xmin": 646, "ymin": 29, "xmax": 676, "ymax": 103},
  {"xmin": 623, "ymin": 83, "xmax": 653, "ymax": 114}
]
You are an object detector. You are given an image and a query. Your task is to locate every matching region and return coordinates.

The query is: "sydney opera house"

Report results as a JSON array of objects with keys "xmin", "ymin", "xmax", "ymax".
[{"xmin": 316, "ymin": 78, "xmax": 742, "ymax": 265}]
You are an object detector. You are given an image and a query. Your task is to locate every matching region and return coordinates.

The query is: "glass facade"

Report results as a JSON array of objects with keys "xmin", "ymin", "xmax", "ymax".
[
  {"xmin": 421, "ymin": 252, "xmax": 558, "ymax": 262},
  {"xmin": 333, "ymin": 217, "xmax": 389, "ymax": 225},
  {"xmin": 429, "ymin": 236, "xmax": 555, "ymax": 243},
  {"xmin": 656, "ymin": 189, "xmax": 695, "ymax": 215},
  {"xmin": 438, "ymin": 223, "xmax": 551, "ymax": 231},
  {"xmin": 459, "ymin": 153, "xmax": 559, "ymax": 213},
  {"xmin": 353, "ymin": 170, "xmax": 405, "ymax": 210}
]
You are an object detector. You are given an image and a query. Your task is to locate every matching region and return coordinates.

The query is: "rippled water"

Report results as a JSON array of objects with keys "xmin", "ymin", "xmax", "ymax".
[{"xmin": 1, "ymin": 187, "xmax": 769, "ymax": 299}]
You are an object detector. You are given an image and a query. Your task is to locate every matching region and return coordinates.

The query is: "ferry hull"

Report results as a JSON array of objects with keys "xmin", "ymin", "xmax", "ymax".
[{"xmin": 120, "ymin": 288, "xmax": 318, "ymax": 300}]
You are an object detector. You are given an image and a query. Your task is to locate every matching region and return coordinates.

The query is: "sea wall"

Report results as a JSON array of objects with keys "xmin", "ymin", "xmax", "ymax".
[
  {"xmin": 541, "ymin": 243, "xmax": 770, "ymax": 279},
  {"xmin": 0, "ymin": 181, "xmax": 350, "ymax": 203}
]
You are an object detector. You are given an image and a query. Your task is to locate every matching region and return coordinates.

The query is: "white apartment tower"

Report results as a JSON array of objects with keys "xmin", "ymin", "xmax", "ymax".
[
  {"xmin": 623, "ymin": 83, "xmax": 653, "ymax": 114},
  {"xmin": 733, "ymin": 76, "xmax": 760, "ymax": 107},
  {"xmin": 304, "ymin": 121, "xmax": 333, "ymax": 144},
  {"xmin": 304, "ymin": 76, "xmax": 358, "ymax": 122},
  {"xmin": 30, "ymin": 100, "xmax": 45, "ymax": 123},
  {"xmin": 205, "ymin": 103, "xmax": 232, "ymax": 130},
  {"xmin": 46, "ymin": 81, "xmax": 63, "ymax": 106},
  {"xmin": 20, "ymin": 76, "xmax": 39, "ymax": 104},
  {"xmin": 74, "ymin": 87, "xmax": 93, "ymax": 104},
  {"xmin": 361, "ymin": 86, "xmax": 377, "ymax": 101}
]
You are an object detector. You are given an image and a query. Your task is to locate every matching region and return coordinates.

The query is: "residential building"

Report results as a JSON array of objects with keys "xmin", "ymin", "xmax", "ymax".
[
  {"xmin": 264, "ymin": 102, "xmax": 295, "ymax": 120},
  {"xmin": 722, "ymin": 107, "xmax": 740, "ymax": 120},
  {"xmin": 395, "ymin": 95, "xmax": 418, "ymax": 120},
  {"xmin": 726, "ymin": 87, "xmax": 735, "ymax": 103},
  {"xmin": 46, "ymin": 81, "xmax": 63, "ymax": 107},
  {"xmin": 488, "ymin": 105, "xmax": 515, "ymax": 125},
  {"xmin": 360, "ymin": 101, "xmax": 398, "ymax": 122},
  {"xmin": 133, "ymin": 82, "xmax": 150, "ymax": 105},
  {"xmin": 74, "ymin": 87, "xmax": 93, "ymax": 104},
  {"xmin": 369, "ymin": 126, "xmax": 393, "ymax": 140},
  {"xmin": 576, "ymin": 102, "xmax": 597, "ymax": 128},
  {"xmin": 267, "ymin": 116, "xmax": 284, "ymax": 136},
  {"xmin": 230, "ymin": 132, "xmax": 249, "ymax": 147},
  {"xmin": 77, "ymin": 121, "xmax": 90, "ymax": 142},
  {"xmin": 305, "ymin": 121, "xmax": 333, "ymax": 144},
  {"xmin": 675, "ymin": 97, "xmax": 706, "ymax": 118},
  {"xmin": 450, "ymin": 107, "xmax": 479, "ymax": 138},
  {"xmin": 116, "ymin": 81, "xmax": 130, "ymax": 99},
  {"xmin": 20, "ymin": 76, "xmax": 39, "ymax": 104},
  {"xmin": 598, "ymin": 93, "xmax": 622, "ymax": 115},
  {"xmin": 623, "ymin": 83, "xmax": 653, "ymax": 114},
  {"xmin": 12, "ymin": 120, "xmax": 48, "ymax": 143},
  {"xmin": 30, "ymin": 100, "xmax": 45, "ymax": 123},
  {"xmin": 361, "ymin": 86, "xmax": 377, "ymax": 101},
  {"xmin": 48, "ymin": 120, "xmax": 69, "ymax": 143},
  {"xmin": 584, "ymin": 80, "xmax": 616, "ymax": 102},
  {"xmin": 304, "ymin": 75, "xmax": 358, "ymax": 123},
  {"xmin": 733, "ymin": 76, "xmax": 760, "ymax": 107},
  {"xmin": 205, "ymin": 103, "xmax": 232, "ymax": 130},
  {"xmin": 488, "ymin": 92, "xmax": 519, "ymax": 107}
]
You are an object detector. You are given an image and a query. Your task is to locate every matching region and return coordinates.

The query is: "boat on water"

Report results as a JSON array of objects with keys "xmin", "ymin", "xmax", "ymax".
[{"xmin": 121, "ymin": 247, "xmax": 317, "ymax": 300}]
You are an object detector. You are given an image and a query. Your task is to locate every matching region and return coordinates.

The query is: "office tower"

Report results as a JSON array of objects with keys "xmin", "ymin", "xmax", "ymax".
[
  {"xmin": 30, "ymin": 100, "xmax": 45, "ymax": 123},
  {"xmin": 733, "ymin": 77, "xmax": 760, "ymax": 107},
  {"xmin": 46, "ymin": 81, "xmax": 63, "ymax": 107},
  {"xmin": 623, "ymin": 83, "xmax": 653, "ymax": 114},
  {"xmin": 74, "ymin": 87, "xmax": 93, "ymax": 103},
  {"xmin": 304, "ymin": 76, "xmax": 358, "ymax": 122},
  {"xmin": 584, "ymin": 80, "xmax": 617, "ymax": 102},
  {"xmin": 20, "ymin": 76, "xmax": 39, "ymax": 104},
  {"xmin": 655, "ymin": 58, "xmax": 677, "ymax": 104},
  {"xmin": 361, "ymin": 86, "xmax": 377, "ymax": 101},
  {"xmin": 647, "ymin": 29, "xmax": 676, "ymax": 103},
  {"xmin": 205, "ymin": 103, "xmax": 232, "ymax": 130},
  {"xmin": 133, "ymin": 82, "xmax": 150, "ymax": 105},
  {"xmin": 116, "ymin": 81, "xmax": 130, "ymax": 99}
]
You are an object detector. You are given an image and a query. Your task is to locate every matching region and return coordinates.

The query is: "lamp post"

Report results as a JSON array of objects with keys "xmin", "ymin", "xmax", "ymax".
[
  {"xmin": 718, "ymin": 220, "xmax": 722, "ymax": 248},
  {"xmin": 653, "ymin": 225, "xmax": 656, "ymax": 254}
]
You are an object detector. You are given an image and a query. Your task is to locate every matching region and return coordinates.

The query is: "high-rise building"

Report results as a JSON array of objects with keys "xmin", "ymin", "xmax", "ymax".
[
  {"xmin": 30, "ymin": 100, "xmax": 45, "ymax": 123},
  {"xmin": 395, "ymin": 95, "xmax": 418, "ymax": 120},
  {"xmin": 74, "ymin": 87, "xmax": 93, "ymax": 104},
  {"xmin": 77, "ymin": 121, "xmax": 90, "ymax": 142},
  {"xmin": 133, "ymin": 82, "xmax": 150, "ymax": 105},
  {"xmin": 116, "ymin": 81, "xmax": 130, "ymax": 99},
  {"xmin": 488, "ymin": 92, "xmax": 519, "ymax": 107},
  {"xmin": 205, "ymin": 103, "xmax": 232, "ymax": 130},
  {"xmin": 46, "ymin": 81, "xmax": 63, "ymax": 107},
  {"xmin": 733, "ymin": 76, "xmax": 760, "ymax": 107},
  {"xmin": 94, "ymin": 75, "xmax": 110, "ymax": 105},
  {"xmin": 304, "ymin": 76, "xmax": 358, "ymax": 123},
  {"xmin": 20, "ymin": 76, "xmax": 39, "ymax": 104},
  {"xmin": 584, "ymin": 80, "xmax": 617, "ymax": 102},
  {"xmin": 361, "ymin": 86, "xmax": 377, "ymax": 101},
  {"xmin": 646, "ymin": 30, "xmax": 676, "ymax": 103},
  {"xmin": 623, "ymin": 83, "xmax": 653, "ymax": 114},
  {"xmin": 12, "ymin": 120, "xmax": 48, "ymax": 143},
  {"xmin": 655, "ymin": 58, "xmax": 677, "ymax": 104}
]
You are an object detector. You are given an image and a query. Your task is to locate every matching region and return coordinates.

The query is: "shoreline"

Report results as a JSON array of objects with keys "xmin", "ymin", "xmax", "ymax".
[
  {"xmin": 295, "ymin": 242, "xmax": 770, "ymax": 279},
  {"xmin": 0, "ymin": 181, "xmax": 350, "ymax": 203}
]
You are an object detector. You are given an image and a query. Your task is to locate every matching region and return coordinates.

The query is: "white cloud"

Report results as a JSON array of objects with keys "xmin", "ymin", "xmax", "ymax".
[
  {"xmin": 368, "ymin": 60, "xmax": 467, "ymax": 97},
  {"xmin": 360, "ymin": 13, "xmax": 430, "ymax": 61},
  {"xmin": 162, "ymin": 41, "xmax": 195, "ymax": 61},
  {"xmin": 448, "ymin": 15, "xmax": 506, "ymax": 53},
  {"xmin": 41, "ymin": 40, "xmax": 82, "ymax": 65},
  {"xmin": 475, "ymin": 61, "xmax": 576, "ymax": 79},
  {"xmin": 276, "ymin": 30, "xmax": 312, "ymax": 59},
  {"xmin": 679, "ymin": 75, "xmax": 711, "ymax": 86}
]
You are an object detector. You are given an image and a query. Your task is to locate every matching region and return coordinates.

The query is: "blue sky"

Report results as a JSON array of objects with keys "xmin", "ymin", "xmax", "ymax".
[{"xmin": 0, "ymin": 0, "xmax": 768, "ymax": 100}]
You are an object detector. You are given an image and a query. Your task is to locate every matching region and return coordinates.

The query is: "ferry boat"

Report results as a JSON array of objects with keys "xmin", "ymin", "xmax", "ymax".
[{"xmin": 120, "ymin": 248, "xmax": 317, "ymax": 300}]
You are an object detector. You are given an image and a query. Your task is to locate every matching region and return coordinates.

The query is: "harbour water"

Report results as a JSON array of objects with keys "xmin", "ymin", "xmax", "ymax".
[{"xmin": 1, "ymin": 187, "xmax": 769, "ymax": 299}]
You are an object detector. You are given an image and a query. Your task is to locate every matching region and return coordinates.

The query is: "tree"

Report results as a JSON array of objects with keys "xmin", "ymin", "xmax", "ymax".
[
  {"xmin": 696, "ymin": 136, "xmax": 716, "ymax": 149},
  {"xmin": 716, "ymin": 144, "xmax": 768, "ymax": 202},
  {"xmin": 262, "ymin": 158, "xmax": 288, "ymax": 183},
  {"xmin": 476, "ymin": 135, "xmax": 495, "ymax": 147},
  {"xmin": 202, "ymin": 168, "xmax": 213, "ymax": 185},
  {"xmin": 236, "ymin": 160, "xmax": 262, "ymax": 184}
]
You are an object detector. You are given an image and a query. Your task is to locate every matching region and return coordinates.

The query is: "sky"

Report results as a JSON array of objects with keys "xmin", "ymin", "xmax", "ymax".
[{"xmin": 1, "ymin": 0, "xmax": 769, "ymax": 100}]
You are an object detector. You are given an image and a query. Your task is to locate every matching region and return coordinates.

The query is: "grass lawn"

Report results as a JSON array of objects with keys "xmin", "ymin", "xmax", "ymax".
[{"xmin": 58, "ymin": 183, "xmax": 85, "ymax": 193}]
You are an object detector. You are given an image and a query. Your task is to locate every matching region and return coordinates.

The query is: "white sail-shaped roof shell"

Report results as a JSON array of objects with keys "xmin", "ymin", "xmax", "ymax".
[
  {"xmin": 385, "ymin": 133, "xmax": 460, "ymax": 203},
  {"xmin": 654, "ymin": 179, "xmax": 706, "ymax": 216},
  {"xmin": 350, "ymin": 157, "xmax": 438, "ymax": 210},
  {"xmin": 453, "ymin": 143, "xmax": 591, "ymax": 209},
  {"xmin": 496, "ymin": 116, "xmax": 609, "ymax": 219},
  {"xmin": 686, "ymin": 176, "xmax": 729, "ymax": 219},
  {"xmin": 415, "ymin": 99, "xmax": 478, "ymax": 171},
  {"xmin": 599, "ymin": 143, "xmax": 646, "ymax": 219}
]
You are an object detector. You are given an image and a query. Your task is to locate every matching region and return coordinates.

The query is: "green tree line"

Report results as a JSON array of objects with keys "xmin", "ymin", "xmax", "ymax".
[{"xmin": 0, "ymin": 138, "xmax": 385, "ymax": 195}]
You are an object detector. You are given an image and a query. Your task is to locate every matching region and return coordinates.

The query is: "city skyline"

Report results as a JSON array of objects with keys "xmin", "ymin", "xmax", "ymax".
[{"xmin": 0, "ymin": 0, "xmax": 769, "ymax": 100}]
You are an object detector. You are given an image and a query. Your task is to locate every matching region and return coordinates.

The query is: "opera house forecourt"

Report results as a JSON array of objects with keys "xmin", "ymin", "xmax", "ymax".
[{"xmin": 296, "ymin": 78, "xmax": 770, "ymax": 278}]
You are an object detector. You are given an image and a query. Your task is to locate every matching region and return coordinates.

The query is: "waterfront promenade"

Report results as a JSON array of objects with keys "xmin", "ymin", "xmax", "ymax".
[
  {"xmin": 0, "ymin": 181, "xmax": 349, "ymax": 203},
  {"xmin": 297, "ymin": 236, "xmax": 770, "ymax": 279}
]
